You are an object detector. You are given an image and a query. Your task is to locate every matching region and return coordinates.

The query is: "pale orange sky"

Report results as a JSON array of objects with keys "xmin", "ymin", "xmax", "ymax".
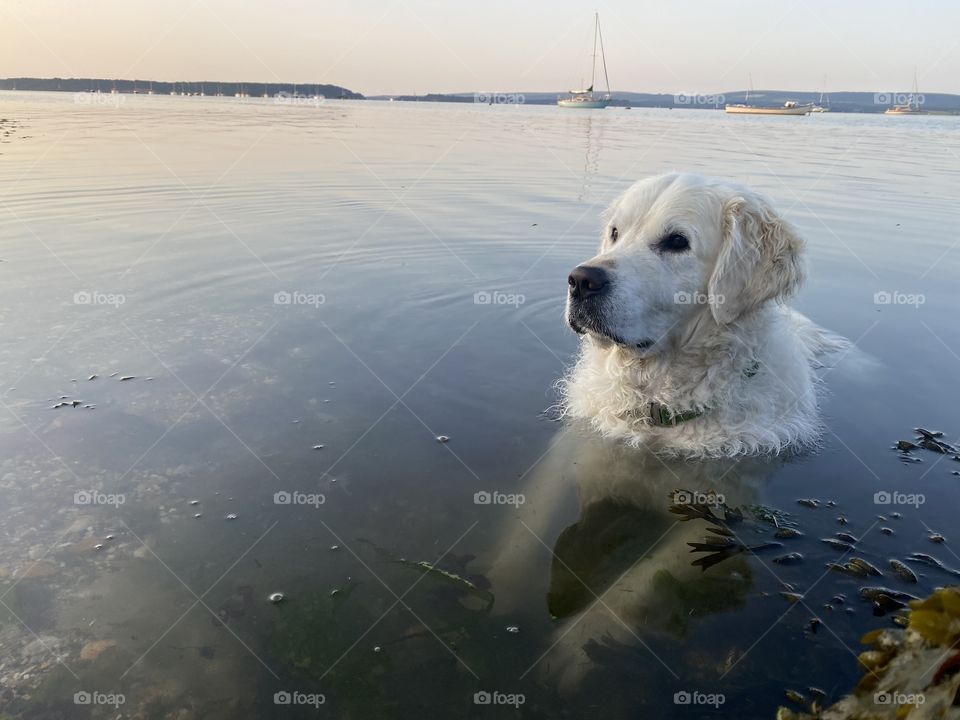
[{"xmin": 1, "ymin": 0, "xmax": 956, "ymax": 96}]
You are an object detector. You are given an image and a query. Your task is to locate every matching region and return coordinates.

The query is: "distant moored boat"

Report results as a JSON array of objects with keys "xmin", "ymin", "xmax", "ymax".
[
  {"xmin": 884, "ymin": 68, "xmax": 926, "ymax": 115},
  {"xmin": 558, "ymin": 13, "xmax": 612, "ymax": 109},
  {"xmin": 725, "ymin": 75, "xmax": 811, "ymax": 115}
]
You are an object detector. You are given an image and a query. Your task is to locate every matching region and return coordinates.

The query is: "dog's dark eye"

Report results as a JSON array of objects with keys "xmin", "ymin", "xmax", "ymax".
[
  {"xmin": 657, "ymin": 232, "xmax": 690, "ymax": 253},
  {"xmin": 610, "ymin": 226, "xmax": 619, "ymax": 243}
]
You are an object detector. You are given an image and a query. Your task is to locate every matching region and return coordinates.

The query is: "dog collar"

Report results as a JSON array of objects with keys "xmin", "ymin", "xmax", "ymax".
[
  {"xmin": 639, "ymin": 361, "xmax": 760, "ymax": 428},
  {"xmin": 648, "ymin": 402, "xmax": 703, "ymax": 427}
]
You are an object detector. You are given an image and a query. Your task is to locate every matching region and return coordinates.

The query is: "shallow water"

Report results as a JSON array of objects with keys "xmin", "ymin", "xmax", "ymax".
[{"xmin": 1, "ymin": 91, "xmax": 959, "ymax": 718}]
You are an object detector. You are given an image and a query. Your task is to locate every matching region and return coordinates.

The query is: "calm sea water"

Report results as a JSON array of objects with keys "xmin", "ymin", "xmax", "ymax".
[{"xmin": 1, "ymin": 91, "xmax": 959, "ymax": 719}]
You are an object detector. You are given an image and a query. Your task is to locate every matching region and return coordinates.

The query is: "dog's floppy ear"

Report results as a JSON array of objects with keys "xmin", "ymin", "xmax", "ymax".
[{"xmin": 707, "ymin": 192, "xmax": 806, "ymax": 324}]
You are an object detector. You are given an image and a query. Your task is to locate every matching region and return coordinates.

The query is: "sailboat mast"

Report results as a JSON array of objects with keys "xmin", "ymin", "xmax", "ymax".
[
  {"xmin": 590, "ymin": 13, "xmax": 598, "ymax": 91},
  {"xmin": 912, "ymin": 66, "xmax": 919, "ymax": 109},
  {"xmin": 596, "ymin": 13, "xmax": 610, "ymax": 94}
]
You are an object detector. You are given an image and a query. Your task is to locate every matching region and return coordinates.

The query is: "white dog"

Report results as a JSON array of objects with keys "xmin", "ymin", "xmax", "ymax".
[
  {"xmin": 562, "ymin": 172, "xmax": 845, "ymax": 457},
  {"xmin": 485, "ymin": 177, "xmax": 848, "ymax": 692}
]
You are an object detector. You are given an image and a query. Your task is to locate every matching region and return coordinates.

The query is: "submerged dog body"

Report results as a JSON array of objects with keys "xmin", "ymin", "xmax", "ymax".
[{"xmin": 562, "ymin": 173, "xmax": 844, "ymax": 457}]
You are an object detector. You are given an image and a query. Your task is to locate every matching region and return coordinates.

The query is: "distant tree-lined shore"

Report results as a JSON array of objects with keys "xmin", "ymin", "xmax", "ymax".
[{"xmin": 0, "ymin": 77, "xmax": 363, "ymax": 99}]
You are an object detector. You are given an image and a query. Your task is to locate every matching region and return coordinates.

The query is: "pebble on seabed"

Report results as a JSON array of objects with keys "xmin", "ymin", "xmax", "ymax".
[
  {"xmin": 268, "ymin": 592, "xmax": 285, "ymax": 604},
  {"xmin": 436, "ymin": 435, "xmax": 450, "ymax": 443}
]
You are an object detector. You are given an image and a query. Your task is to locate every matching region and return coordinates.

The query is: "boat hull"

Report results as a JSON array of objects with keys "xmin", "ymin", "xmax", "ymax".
[
  {"xmin": 558, "ymin": 99, "xmax": 610, "ymax": 109},
  {"xmin": 884, "ymin": 108, "xmax": 927, "ymax": 115},
  {"xmin": 725, "ymin": 104, "xmax": 810, "ymax": 115}
]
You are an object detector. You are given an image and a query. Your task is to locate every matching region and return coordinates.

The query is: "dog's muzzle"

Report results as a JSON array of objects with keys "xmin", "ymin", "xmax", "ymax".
[{"xmin": 566, "ymin": 265, "xmax": 615, "ymax": 338}]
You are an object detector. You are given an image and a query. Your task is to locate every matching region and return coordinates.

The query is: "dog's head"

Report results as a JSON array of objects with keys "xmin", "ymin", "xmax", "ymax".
[{"xmin": 566, "ymin": 173, "xmax": 805, "ymax": 352}]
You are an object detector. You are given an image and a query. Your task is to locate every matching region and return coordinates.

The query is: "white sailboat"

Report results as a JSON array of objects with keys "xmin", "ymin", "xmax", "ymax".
[
  {"xmin": 885, "ymin": 68, "xmax": 926, "ymax": 115},
  {"xmin": 726, "ymin": 75, "xmax": 811, "ymax": 115},
  {"xmin": 558, "ymin": 13, "xmax": 612, "ymax": 109},
  {"xmin": 811, "ymin": 76, "xmax": 830, "ymax": 112}
]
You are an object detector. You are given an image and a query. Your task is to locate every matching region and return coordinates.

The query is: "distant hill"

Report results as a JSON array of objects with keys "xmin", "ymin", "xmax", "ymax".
[
  {"xmin": 0, "ymin": 77, "xmax": 363, "ymax": 99},
  {"xmin": 368, "ymin": 89, "xmax": 960, "ymax": 114}
]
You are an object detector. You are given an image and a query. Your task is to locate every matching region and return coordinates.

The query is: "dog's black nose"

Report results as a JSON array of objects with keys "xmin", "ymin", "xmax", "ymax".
[{"xmin": 568, "ymin": 265, "xmax": 610, "ymax": 301}]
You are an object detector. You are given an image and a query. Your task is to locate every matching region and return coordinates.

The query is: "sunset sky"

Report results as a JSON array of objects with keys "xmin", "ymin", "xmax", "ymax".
[{"xmin": 1, "ymin": 0, "xmax": 956, "ymax": 96}]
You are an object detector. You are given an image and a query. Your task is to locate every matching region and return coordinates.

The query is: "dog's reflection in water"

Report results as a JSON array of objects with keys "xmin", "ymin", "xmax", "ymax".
[{"xmin": 487, "ymin": 425, "xmax": 783, "ymax": 688}]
